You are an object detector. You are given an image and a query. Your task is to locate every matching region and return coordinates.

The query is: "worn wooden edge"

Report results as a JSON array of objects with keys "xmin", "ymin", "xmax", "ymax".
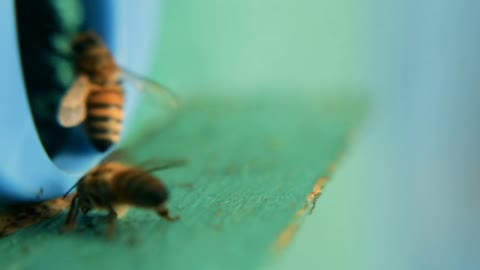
[
  {"xmin": 269, "ymin": 114, "xmax": 367, "ymax": 256},
  {"xmin": 0, "ymin": 195, "xmax": 74, "ymax": 238}
]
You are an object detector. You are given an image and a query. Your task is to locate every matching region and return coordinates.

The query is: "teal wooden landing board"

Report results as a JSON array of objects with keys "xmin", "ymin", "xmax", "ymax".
[{"xmin": 0, "ymin": 93, "xmax": 367, "ymax": 270}]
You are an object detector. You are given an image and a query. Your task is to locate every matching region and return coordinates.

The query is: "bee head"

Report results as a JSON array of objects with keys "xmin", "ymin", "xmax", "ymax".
[
  {"xmin": 78, "ymin": 194, "xmax": 94, "ymax": 214},
  {"xmin": 71, "ymin": 31, "xmax": 104, "ymax": 55},
  {"xmin": 80, "ymin": 206, "xmax": 92, "ymax": 214}
]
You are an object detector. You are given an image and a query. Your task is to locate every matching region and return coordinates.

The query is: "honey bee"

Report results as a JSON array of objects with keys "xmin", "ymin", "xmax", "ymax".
[
  {"xmin": 57, "ymin": 31, "xmax": 177, "ymax": 152},
  {"xmin": 60, "ymin": 155, "xmax": 186, "ymax": 239}
]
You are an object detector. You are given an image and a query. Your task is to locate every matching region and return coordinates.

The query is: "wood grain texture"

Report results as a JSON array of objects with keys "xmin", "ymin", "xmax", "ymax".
[{"xmin": 0, "ymin": 93, "xmax": 367, "ymax": 270}]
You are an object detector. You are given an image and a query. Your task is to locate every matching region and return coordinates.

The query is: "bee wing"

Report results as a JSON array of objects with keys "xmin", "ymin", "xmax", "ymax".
[
  {"xmin": 116, "ymin": 68, "xmax": 180, "ymax": 150},
  {"xmin": 119, "ymin": 68, "xmax": 178, "ymax": 109},
  {"xmin": 57, "ymin": 75, "xmax": 91, "ymax": 127},
  {"xmin": 100, "ymin": 148, "xmax": 187, "ymax": 172},
  {"xmin": 137, "ymin": 158, "xmax": 188, "ymax": 173},
  {"xmin": 98, "ymin": 148, "xmax": 134, "ymax": 165}
]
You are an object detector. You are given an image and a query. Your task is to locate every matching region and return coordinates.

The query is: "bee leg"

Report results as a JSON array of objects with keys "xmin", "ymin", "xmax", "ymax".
[
  {"xmin": 60, "ymin": 195, "xmax": 80, "ymax": 234},
  {"xmin": 106, "ymin": 207, "xmax": 118, "ymax": 239},
  {"xmin": 156, "ymin": 207, "xmax": 180, "ymax": 222}
]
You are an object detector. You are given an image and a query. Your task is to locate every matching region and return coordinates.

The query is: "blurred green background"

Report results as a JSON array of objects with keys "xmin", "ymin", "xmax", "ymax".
[{"xmin": 150, "ymin": 0, "xmax": 373, "ymax": 98}]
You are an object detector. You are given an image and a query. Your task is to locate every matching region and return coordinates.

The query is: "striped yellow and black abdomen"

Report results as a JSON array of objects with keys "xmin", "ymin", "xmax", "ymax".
[
  {"xmin": 86, "ymin": 86, "xmax": 125, "ymax": 152},
  {"xmin": 113, "ymin": 170, "xmax": 168, "ymax": 207}
]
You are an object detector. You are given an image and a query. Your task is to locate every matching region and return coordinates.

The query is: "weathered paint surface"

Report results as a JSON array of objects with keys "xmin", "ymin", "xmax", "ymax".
[{"xmin": 0, "ymin": 93, "xmax": 367, "ymax": 270}]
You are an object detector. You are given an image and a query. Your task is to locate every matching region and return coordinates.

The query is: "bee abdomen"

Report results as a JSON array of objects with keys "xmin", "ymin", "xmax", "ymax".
[
  {"xmin": 86, "ymin": 89, "xmax": 124, "ymax": 151},
  {"xmin": 116, "ymin": 176, "xmax": 168, "ymax": 207}
]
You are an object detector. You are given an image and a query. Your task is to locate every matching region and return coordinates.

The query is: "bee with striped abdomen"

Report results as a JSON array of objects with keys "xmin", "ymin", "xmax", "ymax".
[
  {"xmin": 60, "ymin": 154, "xmax": 186, "ymax": 239},
  {"xmin": 57, "ymin": 31, "xmax": 177, "ymax": 152}
]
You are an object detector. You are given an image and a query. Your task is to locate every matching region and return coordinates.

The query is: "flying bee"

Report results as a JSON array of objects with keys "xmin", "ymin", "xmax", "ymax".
[
  {"xmin": 57, "ymin": 31, "xmax": 178, "ymax": 152},
  {"xmin": 60, "ymin": 153, "xmax": 186, "ymax": 239}
]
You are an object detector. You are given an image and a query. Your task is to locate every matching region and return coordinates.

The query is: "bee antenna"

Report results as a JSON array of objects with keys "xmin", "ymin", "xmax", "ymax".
[
  {"xmin": 144, "ymin": 160, "xmax": 188, "ymax": 174},
  {"xmin": 62, "ymin": 179, "xmax": 81, "ymax": 198}
]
